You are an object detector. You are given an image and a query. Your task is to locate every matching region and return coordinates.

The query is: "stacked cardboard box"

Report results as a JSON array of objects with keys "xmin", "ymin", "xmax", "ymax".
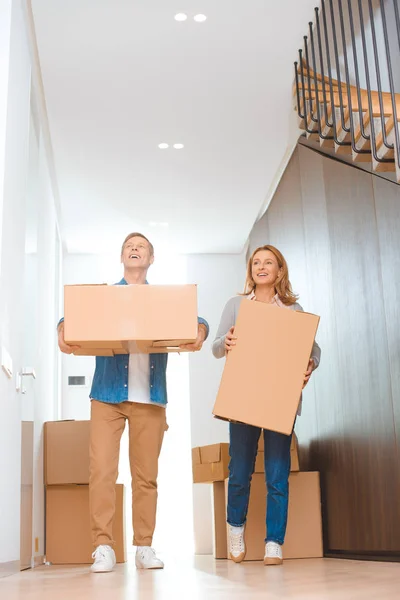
[
  {"xmin": 193, "ymin": 435, "xmax": 323, "ymax": 561},
  {"xmin": 44, "ymin": 420, "xmax": 126, "ymax": 564}
]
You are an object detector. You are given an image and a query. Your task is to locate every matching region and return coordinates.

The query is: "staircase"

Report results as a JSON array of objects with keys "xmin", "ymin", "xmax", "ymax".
[{"xmin": 293, "ymin": 0, "xmax": 400, "ymax": 184}]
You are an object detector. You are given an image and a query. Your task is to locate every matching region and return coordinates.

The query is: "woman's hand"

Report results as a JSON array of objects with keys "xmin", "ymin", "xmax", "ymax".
[
  {"xmin": 224, "ymin": 327, "xmax": 237, "ymax": 352},
  {"xmin": 303, "ymin": 358, "xmax": 315, "ymax": 388}
]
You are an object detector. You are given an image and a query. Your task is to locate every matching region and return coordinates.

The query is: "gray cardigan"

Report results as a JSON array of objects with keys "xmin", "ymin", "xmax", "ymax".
[{"xmin": 212, "ymin": 295, "xmax": 321, "ymax": 366}]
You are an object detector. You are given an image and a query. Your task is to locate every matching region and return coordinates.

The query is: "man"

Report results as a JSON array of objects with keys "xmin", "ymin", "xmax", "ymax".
[{"xmin": 58, "ymin": 232, "xmax": 209, "ymax": 572}]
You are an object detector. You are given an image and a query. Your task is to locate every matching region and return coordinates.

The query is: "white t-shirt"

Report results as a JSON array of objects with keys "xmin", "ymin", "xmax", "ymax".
[{"xmin": 128, "ymin": 352, "xmax": 165, "ymax": 408}]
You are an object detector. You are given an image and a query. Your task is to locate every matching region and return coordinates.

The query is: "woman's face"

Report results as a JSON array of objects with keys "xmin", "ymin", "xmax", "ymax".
[{"xmin": 251, "ymin": 250, "xmax": 281, "ymax": 288}]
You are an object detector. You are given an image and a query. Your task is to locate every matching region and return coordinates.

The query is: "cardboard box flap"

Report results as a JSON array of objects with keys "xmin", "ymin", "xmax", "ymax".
[
  {"xmin": 199, "ymin": 444, "xmax": 223, "ymax": 464},
  {"xmin": 192, "ymin": 447, "xmax": 201, "ymax": 466}
]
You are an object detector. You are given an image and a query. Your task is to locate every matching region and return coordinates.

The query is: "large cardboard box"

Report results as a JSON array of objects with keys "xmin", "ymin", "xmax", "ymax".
[
  {"xmin": 46, "ymin": 484, "xmax": 126, "ymax": 564},
  {"xmin": 255, "ymin": 433, "xmax": 300, "ymax": 473},
  {"xmin": 212, "ymin": 472, "xmax": 323, "ymax": 561},
  {"xmin": 192, "ymin": 443, "xmax": 230, "ymax": 483},
  {"xmin": 213, "ymin": 301, "xmax": 320, "ymax": 435},
  {"xmin": 64, "ymin": 284, "xmax": 198, "ymax": 356},
  {"xmin": 44, "ymin": 420, "xmax": 90, "ymax": 485}
]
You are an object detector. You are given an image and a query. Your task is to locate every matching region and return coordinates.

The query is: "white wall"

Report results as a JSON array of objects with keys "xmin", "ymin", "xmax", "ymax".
[
  {"xmin": 0, "ymin": 0, "xmax": 12, "ymax": 267},
  {"xmin": 187, "ymin": 253, "xmax": 246, "ymax": 554},
  {"xmin": 0, "ymin": 0, "xmax": 32, "ymax": 565},
  {"xmin": 0, "ymin": 0, "xmax": 61, "ymax": 567}
]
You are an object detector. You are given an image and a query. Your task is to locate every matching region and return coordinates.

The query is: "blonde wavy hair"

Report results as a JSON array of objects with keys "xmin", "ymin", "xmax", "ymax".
[{"xmin": 243, "ymin": 245, "xmax": 298, "ymax": 306}]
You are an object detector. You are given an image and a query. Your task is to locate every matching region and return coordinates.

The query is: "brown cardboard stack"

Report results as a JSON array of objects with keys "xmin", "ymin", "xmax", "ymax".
[
  {"xmin": 192, "ymin": 443, "xmax": 230, "ymax": 483},
  {"xmin": 64, "ymin": 284, "xmax": 198, "ymax": 356},
  {"xmin": 193, "ymin": 435, "xmax": 323, "ymax": 561},
  {"xmin": 192, "ymin": 435, "xmax": 299, "ymax": 484},
  {"xmin": 44, "ymin": 420, "xmax": 126, "ymax": 564}
]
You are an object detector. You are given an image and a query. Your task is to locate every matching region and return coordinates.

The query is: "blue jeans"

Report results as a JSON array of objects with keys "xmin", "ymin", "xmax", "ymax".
[{"xmin": 227, "ymin": 422, "xmax": 292, "ymax": 545}]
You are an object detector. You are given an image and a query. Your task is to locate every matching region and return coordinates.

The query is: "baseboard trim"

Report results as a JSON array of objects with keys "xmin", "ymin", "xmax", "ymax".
[
  {"xmin": 32, "ymin": 555, "xmax": 45, "ymax": 568},
  {"xmin": 0, "ymin": 560, "xmax": 20, "ymax": 578},
  {"xmin": 325, "ymin": 551, "xmax": 400, "ymax": 563}
]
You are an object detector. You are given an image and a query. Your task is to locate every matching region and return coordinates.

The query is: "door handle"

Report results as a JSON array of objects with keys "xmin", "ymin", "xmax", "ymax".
[{"xmin": 16, "ymin": 367, "xmax": 36, "ymax": 393}]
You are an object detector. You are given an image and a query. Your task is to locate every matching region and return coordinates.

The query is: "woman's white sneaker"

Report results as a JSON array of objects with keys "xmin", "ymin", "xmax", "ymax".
[
  {"xmin": 228, "ymin": 525, "xmax": 246, "ymax": 563},
  {"xmin": 91, "ymin": 545, "xmax": 116, "ymax": 573},
  {"xmin": 264, "ymin": 541, "xmax": 283, "ymax": 566},
  {"xmin": 135, "ymin": 547, "xmax": 164, "ymax": 570}
]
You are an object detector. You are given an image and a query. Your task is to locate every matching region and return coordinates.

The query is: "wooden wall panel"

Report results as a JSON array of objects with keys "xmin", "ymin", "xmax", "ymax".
[
  {"xmin": 297, "ymin": 147, "xmax": 347, "ymax": 551},
  {"xmin": 322, "ymin": 157, "xmax": 400, "ymax": 553},
  {"xmin": 373, "ymin": 176, "xmax": 400, "ymax": 470},
  {"xmin": 249, "ymin": 143, "xmax": 400, "ymax": 558}
]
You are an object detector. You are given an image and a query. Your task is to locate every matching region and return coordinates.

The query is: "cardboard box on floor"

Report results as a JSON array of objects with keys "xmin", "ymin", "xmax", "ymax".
[
  {"xmin": 213, "ymin": 301, "xmax": 320, "ymax": 435},
  {"xmin": 46, "ymin": 484, "xmax": 126, "ymax": 564},
  {"xmin": 64, "ymin": 284, "xmax": 198, "ymax": 356},
  {"xmin": 255, "ymin": 432, "xmax": 300, "ymax": 473},
  {"xmin": 193, "ymin": 434, "xmax": 299, "ymax": 484},
  {"xmin": 212, "ymin": 472, "xmax": 323, "ymax": 561},
  {"xmin": 192, "ymin": 444, "xmax": 230, "ymax": 483},
  {"xmin": 44, "ymin": 420, "xmax": 90, "ymax": 485}
]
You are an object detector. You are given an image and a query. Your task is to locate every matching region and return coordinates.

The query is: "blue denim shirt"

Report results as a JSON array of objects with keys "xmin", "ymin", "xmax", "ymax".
[{"xmin": 61, "ymin": 278, "xmax": 209, "ymax": 406}]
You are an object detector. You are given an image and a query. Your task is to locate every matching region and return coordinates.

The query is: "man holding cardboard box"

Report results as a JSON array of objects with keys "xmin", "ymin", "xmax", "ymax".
[
  {"xmin": 58, "ymin": 232, "xmax": 209, "ymax": 572},
  {"xmin": 212, "ymin": 245, "xmax": 321, "ymax": 566}
]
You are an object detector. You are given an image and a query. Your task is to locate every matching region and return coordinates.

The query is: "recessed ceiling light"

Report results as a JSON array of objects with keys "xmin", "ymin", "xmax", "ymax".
[
  {"xmin": 173, "ymin": 143, "xmax": 184, "ymax": 150},
  {"xmin": 158, "ymin": 143, "xmax": 169, "ymax": 149},
  {"xmin": 174, "ymin": 13, "xmax": 188, "ymax": 22},
  {"xmin": 149, "ymin": 221, "xmax": 169, "ymax": 228},
  {"xmin": 194, "ymin": 14, "xmax": 207, "ymax": 23}
]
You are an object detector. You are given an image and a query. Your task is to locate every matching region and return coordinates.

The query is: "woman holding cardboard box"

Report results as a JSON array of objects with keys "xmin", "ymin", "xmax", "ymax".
[{"xmin": 212, "ymin": 245, "xmax": 321, "ymax": 565}]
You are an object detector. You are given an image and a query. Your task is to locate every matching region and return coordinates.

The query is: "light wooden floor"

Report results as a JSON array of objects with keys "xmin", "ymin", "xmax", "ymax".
[{"xmin": 1, "ymin": 555, "xmax": 400, "ymax": 599}]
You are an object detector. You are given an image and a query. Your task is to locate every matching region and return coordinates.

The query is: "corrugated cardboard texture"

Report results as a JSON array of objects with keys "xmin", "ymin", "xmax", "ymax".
[
  {"xmin": 64, "ymin": 284, "xmax": 198, "ymax": 356},
  {"xmin": 213, "ymin": 302, "xmax": 320, "ymax": 435},
  {"xmin": 212, "ymin": 482, "xmax": 228, "ymax": 559},
  {"xmin": 46, "ymin": 484, "xmax": 126, "ymax": 564},
  {"xmin": 213, "ymin": 472, "xmax": 323, "ymax": 561},
  {"xmin": 192, "ymin": 443, "xmax": 230, "ymax": 483},
  {"xmin": 256, "ymin": 433, "xmax": 300, "ymax": 472},
  {"xmin": 44, "ymin": 421, "xmax": 90, "ymax": 485}
]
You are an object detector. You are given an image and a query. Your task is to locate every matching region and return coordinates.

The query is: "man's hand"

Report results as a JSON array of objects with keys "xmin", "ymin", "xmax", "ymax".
[
  {"xmin": 180, "ymin": 324, "xmax": 207, "ymax": 352},
  {"xmin": 303, "ymin": 358, "xmax": 315, "ymax": 389},
  {"xmin": 57, "ymin": 323, "xmax": 80, "ymax": 355},
  {"xmin": 224, "ymin": 327, "xmax": 237, "ymax": 353}
]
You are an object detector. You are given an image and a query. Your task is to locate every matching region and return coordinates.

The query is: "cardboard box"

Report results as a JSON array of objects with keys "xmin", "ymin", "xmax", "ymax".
[
  {"xmin": 64, "ymin": 284, "xmax": 198, "ymax": 356},
  {"xmin": 213, "ymin": 301, "xmax": 320, "ymax": 435},
  {"xmin": 211, "ymin": 472, "xmax": 323, "ymax": 560},
  {"xmin": 44, "ymin": 420, "xmax": 90, "ymax": 485},
  {"xmin": 46, "ymin": 484, "xmax": 126, "ymax": 564},
  {"xmin": 192, "ymin": 443, "xmax": 230, "ymax": 483},
  {"xmin": 256, "ymin": 432, "xmax": 300, "ymax": 472},
  {"xmin": 212, "ymin": 482, "xmax": 228, "ymax": 559}
]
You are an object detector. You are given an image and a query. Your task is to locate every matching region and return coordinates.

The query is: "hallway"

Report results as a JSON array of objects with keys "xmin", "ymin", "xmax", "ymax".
[{"xmin": 1, "ymin": 556, "xmax": 399, "ymax": 600}]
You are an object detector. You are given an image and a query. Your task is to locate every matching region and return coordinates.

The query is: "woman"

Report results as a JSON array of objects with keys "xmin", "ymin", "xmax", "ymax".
[{"xmin": 212, "ymin": 245, "xmax": 321, "ymax": 566}]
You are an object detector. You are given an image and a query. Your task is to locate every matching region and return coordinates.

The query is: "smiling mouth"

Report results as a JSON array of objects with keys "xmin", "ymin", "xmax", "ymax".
[
  {"xmin": 257, "ymin": 273, "xmax": 268, "ymax": 277},
  {"xmin": 129, "ymin": 254, "xmax": 140, "ymax": 259}
]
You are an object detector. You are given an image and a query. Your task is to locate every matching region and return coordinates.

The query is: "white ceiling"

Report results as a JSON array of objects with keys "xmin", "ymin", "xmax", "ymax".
[{"xmin": 32, "ymin": 0, "xmax": 317, "ymax": 254}]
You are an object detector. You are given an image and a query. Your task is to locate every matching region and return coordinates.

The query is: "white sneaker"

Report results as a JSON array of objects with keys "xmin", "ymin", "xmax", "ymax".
[
  {"xmin": 135, "ymin": 547, "xmax": 164, "ymax": 570},
  {"xmin": 264, "ymin": 541, "xmax": 283, "ymax": 566},
  {"xmin": 91, "ymin": 545, "xmax": 116, "ymax": 573},
  {"xmin": 228, "ymin": 525, "xmax": 246, "ymax": 563}
]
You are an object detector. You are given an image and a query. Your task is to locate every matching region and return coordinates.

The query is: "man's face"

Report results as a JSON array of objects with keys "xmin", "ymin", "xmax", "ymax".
[{"xmin": 121, "ymin": 236, "xmax": 154, "ymax": 270}]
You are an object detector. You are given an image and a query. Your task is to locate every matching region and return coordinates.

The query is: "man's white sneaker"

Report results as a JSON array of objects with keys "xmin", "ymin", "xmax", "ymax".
[
  {"xmin": 264, "ymin": 541, "xmax": 283, "ymax": 566},
  {"xmin": 135, "ymin": 547, "xmax": 164, "ymax": 570},
  {"xmin": 91, "ymin": 545, "xmax": 116, "ymax": 573},
  {"xmin": 228, "ymin": 525, "xmax": 246, "ymax": 563}
]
